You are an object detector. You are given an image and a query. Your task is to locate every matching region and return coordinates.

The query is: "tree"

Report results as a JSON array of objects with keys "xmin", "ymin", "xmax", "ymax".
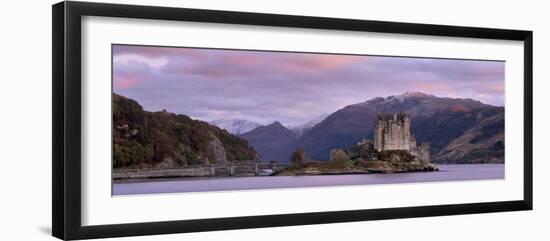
[
  {"xmin": 112, "ymin": 93, "xmax": 259, "ymax": 169},
  {"xmin": 330, "ymin": 149, "xmax": 350, "ymax": 163},
  {"xmin": 291, "ymin": 148, "xmax": 305, "ymax": 168}
]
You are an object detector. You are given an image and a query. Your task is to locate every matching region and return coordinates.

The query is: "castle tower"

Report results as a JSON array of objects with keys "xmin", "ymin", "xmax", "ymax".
[
  {"xmin": 409, "ymin": 134, "xmax": 418, "ymax": 156},
  {"xmin": 417, "ymin": 143, "xmax": 431, "ymax": 163},
  {"xmin": 374, "ymin": 112, "xmax": 411, "ymax": 151}
]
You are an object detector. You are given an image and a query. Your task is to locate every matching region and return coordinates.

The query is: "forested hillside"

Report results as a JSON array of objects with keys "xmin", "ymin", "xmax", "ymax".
[{"xmin": 112, "ymin": 93, "xmax": 258, "ymax": 169}]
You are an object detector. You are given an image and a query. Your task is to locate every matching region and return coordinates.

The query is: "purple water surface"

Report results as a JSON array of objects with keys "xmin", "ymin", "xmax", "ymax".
[{"xmin": 112, "ymin": 164, "xmax": 504, "ymax": 195}]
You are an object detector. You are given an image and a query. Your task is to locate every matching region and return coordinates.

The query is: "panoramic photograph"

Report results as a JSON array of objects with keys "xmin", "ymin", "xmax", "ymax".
[{"xmin": 111, "ymin": 44, "xmax": 505, "ymax": 195}]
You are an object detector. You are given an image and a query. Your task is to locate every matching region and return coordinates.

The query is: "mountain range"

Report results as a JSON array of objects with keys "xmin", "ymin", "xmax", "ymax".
[
  {"xmin": 209, "ymin": 119, "xmax": 261, "ymax": 135},
  {"xmin": 238, "ymin": 92, "xmax": 504, "ymax": 164},
  {"xmin": 209, "ymin": 114, "xmax": 327, "ymax": 137},
  {"xmin": 113, "ymin": 92, "xmax": 504, "ymax": 165},
  {"xmin": 288, "ymin": 113, "xmax": 329, "ymax": 137}
]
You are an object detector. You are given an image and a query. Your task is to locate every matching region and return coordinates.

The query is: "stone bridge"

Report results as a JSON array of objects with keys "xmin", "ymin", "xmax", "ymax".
[{"xmin": 113, "ymin": 162, "xmax": 292, "ymax": 180}]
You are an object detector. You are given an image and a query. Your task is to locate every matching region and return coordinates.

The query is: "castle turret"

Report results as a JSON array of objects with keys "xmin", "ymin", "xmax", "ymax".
[
  {"xmin": 417, "ymin": 142, "xmax": 431, "ymax": 163},
  {"xmin": 374, "ymin": 112, "xmax": 411, "ymax": 151},
  {"xmin": 373, "ymin": 112, "xmax": 431, "ymax": 162}
]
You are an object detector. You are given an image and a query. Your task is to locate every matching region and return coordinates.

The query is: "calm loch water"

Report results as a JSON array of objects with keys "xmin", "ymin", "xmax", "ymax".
[{"xmin": 112, "ymin": 164, "xmax": 504, "ymax": 195}]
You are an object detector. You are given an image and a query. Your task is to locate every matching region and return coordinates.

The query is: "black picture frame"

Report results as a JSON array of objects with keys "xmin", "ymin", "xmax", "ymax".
[{"xmin": 52, "ymin": 1, "xmax": 533, "ymax": 240}]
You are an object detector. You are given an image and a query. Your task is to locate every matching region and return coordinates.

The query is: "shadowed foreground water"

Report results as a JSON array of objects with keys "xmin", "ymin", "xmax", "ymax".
[{"xmin": 112, "ymin": 164, "xmax": 504, "ymax": 195}]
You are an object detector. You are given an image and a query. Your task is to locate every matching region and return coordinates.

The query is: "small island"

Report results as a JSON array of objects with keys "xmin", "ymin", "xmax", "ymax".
[{"xmin": 276, "ymin": 112, "xmax": 438, "ymax": 176}]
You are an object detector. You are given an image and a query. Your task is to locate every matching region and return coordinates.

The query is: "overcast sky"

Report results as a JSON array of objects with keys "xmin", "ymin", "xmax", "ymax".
[{"xmin": 112, "ymin": 45, "xmax": 504, "ymax": 127}]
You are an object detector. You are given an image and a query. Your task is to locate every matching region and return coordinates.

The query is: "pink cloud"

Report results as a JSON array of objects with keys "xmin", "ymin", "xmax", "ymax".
[
  {"xmin": 113, "ymin": 45, "xmax": 505, "ymax": 109},
  {"xmin": 470, "ymin": 62, "xmax": 504, "ymax": 78},
  {"xmin": 163, "ymin": 51, "xmax": 360, "ymax": 79},
  {"xmin": 192, "ymin": 66, "xmax": 255, "ymax": 78},
  {"xmin": 114, "ymin": 75, "xmax": 139, "ymax": 89},
  {"xmin": 283, "ymin": 55, "xmax": 362, "ymax": 72},
  {"xmin": 222, "ymin": 54, "xmax": 263, "ymax": 66},
  {"xmin": 112, "ymin": 61, "xmax": 153, "ymax": 91},
  {"xmin": 409, "ymin": 80, "xmax": 452, "ymax": 92},
  {"xmin": 480, "ymin": 82, "xmax": 505, "ymax": 94}
]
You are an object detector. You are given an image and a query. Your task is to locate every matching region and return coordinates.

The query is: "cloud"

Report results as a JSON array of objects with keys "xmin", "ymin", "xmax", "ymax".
[
  {"xmin": 112, "ymin": 45, "xmax": 505, "ymax": 126},
  {"xmin": 113, "ymin": 60, "xmax": 154, "ymax": 90},
  {"xmin": 157, "ymin": 48, "xmax": 367, "ymax": 79},
  {"xmin": 281, "ymin": 54, "xmax": 365, "ymax": 72},
  {"xmin": 113, "ymin": 45, "xmax": 206, "ymax": 59},
  {"xmin": 114, "ymin": 54, "xmax": 167, "ymax": 69}
]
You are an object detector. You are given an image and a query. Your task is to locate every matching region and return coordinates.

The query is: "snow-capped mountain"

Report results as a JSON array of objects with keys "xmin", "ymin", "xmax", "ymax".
[
  {"xmin": 289, "ymin": 113, "xmax": 329, "ymax": 137},
  {"xmin": 298, "ymin": 91, "xmax": 503, "ymax": 163},
  {"xmin": 213, "ymin": 92, "xmax": 502, "ymax": 164},
  {"xmin": 210, "ymin": 119, "xmax": 261, "ymax": 135}
]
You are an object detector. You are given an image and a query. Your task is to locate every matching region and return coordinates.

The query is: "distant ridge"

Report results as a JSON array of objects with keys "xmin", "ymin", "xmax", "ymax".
[
  {"xmin": 240, "ymin": 121, "xmax": 298, "ymax": 162},
  {"xmin": 241, "ymin": 92, "xmax": 504, "ymax": 164},
  {"xmin": 288, "ymin": 113, "xmax": 329, "ymax": 137},
  {"xmin": 210, "ymin": 119, "xmax": 261, "ymax": 135}
]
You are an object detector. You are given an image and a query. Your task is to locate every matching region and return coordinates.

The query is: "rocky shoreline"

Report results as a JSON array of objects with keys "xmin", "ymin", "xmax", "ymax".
[{"xmin": 274, "ymin": 160, "xmax": 439, "ymax": 176}]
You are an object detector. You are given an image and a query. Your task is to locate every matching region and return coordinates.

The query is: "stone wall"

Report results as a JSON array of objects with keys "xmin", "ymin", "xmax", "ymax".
[
  {"xmin": 417, "ymin": 143, "xmax": 431, "ymax": 163},
  {"xmin": 373, "ymin": 112, "xmax": 431, "ymax": 163},
  {"xmin": 113, "ymin": 163, "xmax": 293, "ymax": 180},
  {"xmin": 374, "ymin": 112, "xmax": 412, "ymax": 151},
  {"xmin": 113, "ymin": 166, "xmax": 214, "ymax": 179}
]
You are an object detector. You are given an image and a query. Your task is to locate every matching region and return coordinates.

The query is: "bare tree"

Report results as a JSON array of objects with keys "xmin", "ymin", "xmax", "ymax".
[{"xmin": 291, "ymin": 148, "xmax": 305, "ymax": 168}]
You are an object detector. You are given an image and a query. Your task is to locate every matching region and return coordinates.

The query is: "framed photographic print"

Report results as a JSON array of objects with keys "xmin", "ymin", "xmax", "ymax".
[{"xmin": 52, "ymin": 1, "xmax": 533, "ymax": 240}]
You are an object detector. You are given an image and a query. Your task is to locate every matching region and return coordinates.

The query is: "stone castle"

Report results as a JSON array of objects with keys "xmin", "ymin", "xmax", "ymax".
[{"xmin": 373, "ymin": 112, "xmax": 430, "ymax": 162}]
